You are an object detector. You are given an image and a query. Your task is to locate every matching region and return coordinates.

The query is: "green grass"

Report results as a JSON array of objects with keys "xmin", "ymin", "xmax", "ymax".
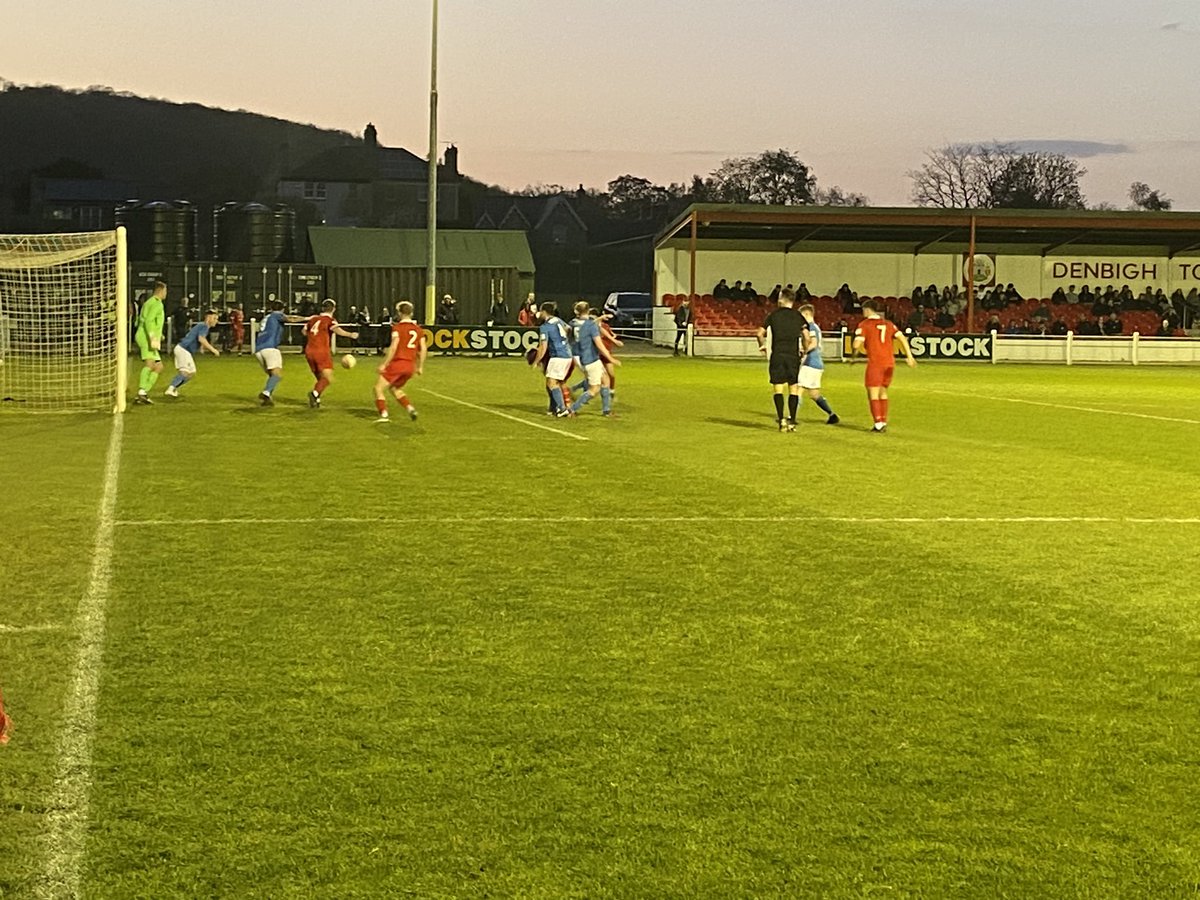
[{"xmin": 3, "ymin": 353, "xmax": 1200, "ymax": 898}]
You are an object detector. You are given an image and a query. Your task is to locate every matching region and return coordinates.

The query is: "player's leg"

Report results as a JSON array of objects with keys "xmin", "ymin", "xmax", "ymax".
[
  {"xmin": 772, "ymin": 384, "xmax": 786, "ymax": 429},
  {"xmin": 600, "ymin": 368, "xmax": 614, "ymax": 416},
  {"xmin": 878, "ymin": 370, "xmax": 895, "ymax": 428},
  {"xmin": 390, "ymin": 382, "xmax": 417, "ymax": 421},
  {"xmin": 605, "ymin": 363, "xmax": 617, "ymax": 407},
  {"xmin": 373, "ymin": 373, "xmax": 391, "ymax": 419},
  {"xmin": 166, "ymin": 348, "xmax": 195, "ymax": 397},
  {"xmin": 787, "ymin": 383, "xmax": 800, "ymax": 429}
]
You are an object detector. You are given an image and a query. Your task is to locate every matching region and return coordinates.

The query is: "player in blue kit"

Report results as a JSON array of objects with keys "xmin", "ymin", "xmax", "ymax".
[
  {"xmin": 531, "ymin": 302, "xmax": 573, "ymax": 415},
  {"xmin": 797, "ymin": 303, "xmax": 839, "ymax": 424},
  {"xmin": 566, "ymin": 301, "xmax": 619, "ymax": 417},
  {"xmin": 254, "ymin": 299, "xmax": 292, "ymax": 406},
  {"xmin": 164, "ymin": 309, "xmax": 221, "ymax": 398}
]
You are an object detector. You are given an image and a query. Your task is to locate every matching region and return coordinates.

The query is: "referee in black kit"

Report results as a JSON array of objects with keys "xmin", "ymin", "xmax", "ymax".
[{"xmin": 755, "ymin": 287, "xmax": 804, "ymax": 432}]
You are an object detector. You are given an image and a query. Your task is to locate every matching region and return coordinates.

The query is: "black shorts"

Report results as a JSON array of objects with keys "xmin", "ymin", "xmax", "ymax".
[{"xmin": 769, "ymin": 354, "xmax": 801, "ymax": 385}]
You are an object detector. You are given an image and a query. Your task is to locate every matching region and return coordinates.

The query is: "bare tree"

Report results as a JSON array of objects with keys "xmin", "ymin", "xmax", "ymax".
[
  {"xmin": 909, "ymin": 143, "xmax": 1086, "ymax": 209},
  {"xmin": 815, "ymin": 185, "xmax": 870, "ymax": 207},
  {"xmin": 1128, "ymin": 181, "xmax": 1172, "ymax": 211}
]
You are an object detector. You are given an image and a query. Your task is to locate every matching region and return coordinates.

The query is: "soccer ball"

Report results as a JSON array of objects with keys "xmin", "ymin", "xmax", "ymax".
[{"xmin": 341, "ymin": 354, "xmax": 357, "ymax": 369}]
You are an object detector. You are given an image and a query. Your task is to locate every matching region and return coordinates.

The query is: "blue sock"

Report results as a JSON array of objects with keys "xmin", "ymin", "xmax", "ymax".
[
  {"xmin": 265, "ymin": 374, "xmax": 281, "ymax": 394},
  {"xmin": 601, "ymin": 386, "xmax": 612, "ymax": 414},
  {"xmin": 815, "ymin": 396, "xmax": 833, "ymax": 415},
  {"xmin": 572, "ymin": 391, "xmax": 594, "ymax": 413},
  {"xmin": 572, "ymin": 379, "xmax": 588, "ymax": 393},
  {"xmin": 550, "ymin": 387, "xmax": 564, "ymax": 411},
  {"xmin": 169, "ymin": 374, "xmax": 187, "ymax": 389}
]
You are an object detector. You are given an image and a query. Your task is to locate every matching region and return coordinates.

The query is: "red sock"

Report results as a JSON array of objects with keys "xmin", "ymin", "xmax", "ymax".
[
  {"xmin": 562, "ymin": 385, "xmax": 572, "ymax": 403},
  {"xmin": 869, "ymin": 399, "xmax": 881, "ymax": 422},
  {"xmin": 375, "ymin": 398, "xmax": 387, "ymax": 414},
  {"xmin": 399, "ymin": 396, "xmax": 413, "ymax": 410},
  {"xmin": 315, "ymin": 377, "xmax": 330, "ymax": 395},
  {"xmin": 880, "ymin": 398, "xmax": 889, "ymax": 423}
]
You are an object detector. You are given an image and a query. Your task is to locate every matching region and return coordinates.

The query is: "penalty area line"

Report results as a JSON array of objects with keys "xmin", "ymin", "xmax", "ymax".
[
  {"xmin": 36, "ymin": 415, "xmax": 123, "ymax": 900},
  {"xmin": 418, "ymin": 389, "xmax": 589, "ymax": 441},
  {"xmin": 115, "ymin": 514, "xmax": 1200, "ymax": 528}
]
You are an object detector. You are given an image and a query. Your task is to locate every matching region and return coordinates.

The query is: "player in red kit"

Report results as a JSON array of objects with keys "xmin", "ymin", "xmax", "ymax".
[
  {"xmin": 598, "ymin": 311, "xmax": 624, "ymax": 406},
  {"xmin": 852, "ymin": 298, "xmax": 916, "ymax": 432},
  {"xmin": 304, "ymin": 298, "xmax": 360, "ymax": 408},
  {"xmin": 229, "ymin": 304, "xmax": 245, "ymax": 355},
  {"xmin": 374, "ymin": 301, "xmax": 427, "ymax": 422}
]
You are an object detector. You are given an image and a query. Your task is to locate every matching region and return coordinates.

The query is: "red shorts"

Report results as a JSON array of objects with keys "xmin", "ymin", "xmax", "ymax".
[
  {"xmin": 306, "ymin": 353, "xmax": 333, "ymax": 376},
  {"xmin": 865, "ymin": 365, "xmax": 894, "ymax": 388},
  {"xmin": 383, "ymin": 363, "xmax": 414, "ymax": 388}
]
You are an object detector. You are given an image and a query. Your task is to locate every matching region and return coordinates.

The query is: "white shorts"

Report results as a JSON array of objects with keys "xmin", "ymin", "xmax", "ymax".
[
  {"xmin": 799, "ymin": 365, "xmax": 824, "ymax": 390},
  {"xmin": 545, "ymin": 356, "xmax": 572, "ymax": 381},
  {"xmin": 173, "ymin": 345, "xmax": 196, "ymax": 375},
  {"xmin": 583, "ymin": 359, "xmax": 605, "ymax": 386},
  {"xmin": 256, "ymin": 348, "xmax": 283, "ymax": 372}
]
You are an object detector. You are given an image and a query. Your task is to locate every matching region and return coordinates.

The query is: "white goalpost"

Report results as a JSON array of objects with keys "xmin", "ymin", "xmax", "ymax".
[{"xmin": 0, "ymin": 227, "xmax": 127, "ymax": 413}]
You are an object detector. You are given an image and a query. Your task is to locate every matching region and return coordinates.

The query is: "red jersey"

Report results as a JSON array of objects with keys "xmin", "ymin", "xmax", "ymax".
[
  {"xmin": 599, "ymin": 319, "xmax": 619, "ymax": 351},
  {"xmin": 854, "ymin": 315, "xmax": 898, "ymax": 367},
  {"xmin": 390, "ymin": 321, "xmax": 424, "ymax": 362},
  {"xmin": 304, "ymin": 313, "xmax": 336, "ymax": 356}
]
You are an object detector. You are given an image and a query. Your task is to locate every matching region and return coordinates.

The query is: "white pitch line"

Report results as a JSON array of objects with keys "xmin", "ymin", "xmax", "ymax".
[
  {"xmin": 921, "ymin": 388, "xmax": 1200, "ymax": 426},
  {"xmin": 0, "ymin": 623, "xmax": 65, "ymax": 634},
  {"xmin": 37, "ymin": 415, "xmax": 123, "ymax": 900},
  {"xmin": 419, "ymin": 388, "xmax": 589, "ymax": 441},
  {"xmin": 115, "ymin": 514, "xmax": 1200, "ymax": 528}
]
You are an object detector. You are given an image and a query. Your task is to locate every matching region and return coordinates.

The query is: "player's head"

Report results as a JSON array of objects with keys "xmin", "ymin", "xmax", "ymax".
[
  {"xmin": 798, "ymin": 303, "xmax": 815, "ymax": 321},
  {"xmin": 269, "ymin": 299, "xmax": 284, "ymax": 311},
  {"xmin": 396, "ymin": 300, "xmax": 414, "ymax": 320},
  {"xmin": 203, "ymin": 308, "xmax": 219, "ymax": 325},
  {"xmin": 861, "ymin": 298, "xmax": 879, "ymax": 315},
  {"xmin": 322, "ymin": 298, "xmax": 336, "ymax": 313},
  {"xmin": 779, "ymin": 288, "xmax": 796, "ymax": 307},
  {"xmin": 539, "ymin": 301, "xmax": 557, "ymax": 320},
  {"xmin": 573, "ymin": 300, "xmax": 590, "ymax": 317}
]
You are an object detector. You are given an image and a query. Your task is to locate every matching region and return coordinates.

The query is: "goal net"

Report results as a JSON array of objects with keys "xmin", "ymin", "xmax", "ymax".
[{"xmin": 0, "ymin": 229, "xmax": 127, "ymax": 412}]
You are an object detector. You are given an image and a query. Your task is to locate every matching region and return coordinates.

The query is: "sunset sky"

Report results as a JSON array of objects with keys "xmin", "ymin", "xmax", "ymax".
[{"xmin": 4, "ymin": 0, "xmax": 1200, "ymax": 207}]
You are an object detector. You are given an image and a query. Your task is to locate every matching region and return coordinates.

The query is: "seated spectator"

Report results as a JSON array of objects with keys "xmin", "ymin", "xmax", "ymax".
[
  {"xmin": 768, "ymin": 284, "xmax": 782, "ymax": 302},
  {"xmin": 837, "ymin": 283, "xmax": 858, "ymax": 312},
  {"xmin": 729, "ymin": 280, "xmax": 746, "ymax": 300},
  {"xmin": 743, "ymin": 281, "xmax": 758, "ymax": 300},
  {"xmin": 1136, "ymin": 286, "xmax": 1155, "ymax": 309},
  {"xmin": 833, "ymin": 317, "xmax": 849, "ymax": 333},
  {"xmin": 923, "ymin": 283, "xmax": 939, "ymax": 306},
  {"xmin": 910, "ymin": 285, "xmax": 923, "ymax": 302},
  {"xmin": 934, "ymin": 308, "xmax": 956, "ymax": 329},
  {"xmin": 1050, "ymin": 318, "xmax": 1069, "ymax": 335},
  {"xmin": 1005, "ymin": 283, "xmax": 1023, "ymax": 302},
  {"xmin": 1029, "ymin": 320, "xmax": 1048, "ymax": 336},
  {"xmin": 1153, "ymin": 288, "xmax": 1168, "ymax": 311},
  {"xmin": 1102, "ymin": 285, "xmax": 1118, "ymax": 307},
  {"xmin": 938, "ymin": 286, "xmax": 954, "ymax": 309},
  {"xmin": 1032, "ymin": 302, "xmax": 1050, "ymax": 322},
  {"xmin": 946, "ymin": 294, "xmax": 963, "ymax": 317},
  {"xmin": 1156, "ymin": 318, "xmax": 1174, "ymax": 337},
  {"xmin": 1091, "ymin": 295, "xmax": 1110, "ymax": 318},
  {"xmin": 981, "ymin": 285, "xmax": 1006, "ymax": 310},
  {"xmin": 984, "ymin": 313, "xmax": 1002, "ymax": 333},
  {"xmin": 1051, "ymin": 286, "xmax": 1067, "ymax": 304},
  {"xmin": 1186, "ymin": 287, "xmax": 1200, "ymax": 311},
  {"xmin": 1004, "ymin": 320, "xmax": 1025, "ymax": 335},
  {"xmin": 1118, "ymin": 285, "xmax": 1134, "ymax": 307},
  {"xmin": 1079, "ymin": 284, "xmax": 1094, "ymax": 305},
  {"xmin": 907, "ymin": 305, "xmax": 926, "ymax": 331},
  {"xmin": 712, "ymin": 278, "xmax": 731, "ymax": 299},
  {"xmin": 796, "ymin": 283, "xmax": 812, "ymax": 300},
  {"xmin": 1077, "ymin": 317, "xmax": 1101, "ymax": 336},
  {"xmin": 1102, "ymin": 312, "xmax": 1123, "ymax": 336},
  {"xmin": 1064, "ymin": 284, "xmax": 1080, "ymax": 304}
]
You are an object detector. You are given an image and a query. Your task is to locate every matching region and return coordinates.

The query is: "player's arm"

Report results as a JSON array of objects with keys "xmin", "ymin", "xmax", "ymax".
[
  {"xmin": 416, "ymin": 334, "xmax": 427, "ymax": 375},
  {"xmin": 332, "ymin": 325, "xmax": 359, "ymax": 340},
  {"xmin": 198, "ymin": 334, "xmax": 221, "ymax": 356},
  {"xmin": 593, "ymin": 334, "xmax": 620, "ymax": 367},
  {"xmin": 755, "ymin": 325, "xmax": 769, "ymax": 354},
  {"xmin": 149, "ymin": 307, "xmax": 164, "ymax": 350},
  {"xmin": 894, "ymin": 330, "xmax": 918, "ymax": 367},
  {"xmin": 532, "ymin": 337, "xmax": 548, "ymax": 368},
  {"xmin": 851, "ymin": 330, "xmax": 865, "ymax": 362},
  {"xmin": 603, "ymin": 325, "xmax": 624, "ymax": 348},
  {"xmin": 377, "ymin": 331, "xmax": 400, "ymax": 372}
]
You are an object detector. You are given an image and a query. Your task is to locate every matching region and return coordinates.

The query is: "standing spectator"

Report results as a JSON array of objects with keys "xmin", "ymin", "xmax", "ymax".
[
  {"xmin": 518, "ymin": 296, "xmax": 537, "ymax": 327},
  {"xmin": 172, "ymin": 294, "xmax": 193, "ymax": 347},
  {"xmin": 437, "ymin": 293, "xmax": 459, "ymax": 326},
  {"xmin": 229, "ymin": 304, "xmax": 245, "ymax": 355},
  {"xmin": 376, "ymin": 305, "xmax": 392, "ymax": 354},
  {"xmin": 489, "ymin": 294, "xmax": 509, "ymax": 326},
  {"xmin": 355, "ymin": 307, "xmax": 371, "ymax": 355},
  {"xmin": 673, "ymin": 296, "xmax": 692, "ymax": 356}
]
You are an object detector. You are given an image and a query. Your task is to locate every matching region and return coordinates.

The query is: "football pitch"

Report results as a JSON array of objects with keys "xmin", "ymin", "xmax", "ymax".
[{"xmin": 3, "ymin": 354, "xmax": 1200, "ymax": 898}]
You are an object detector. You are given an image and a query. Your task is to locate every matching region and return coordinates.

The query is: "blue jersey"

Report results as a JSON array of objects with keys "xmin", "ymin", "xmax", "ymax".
[
  {"xmin": 178, "ymin": 321, "xmax": 209, "ymax": 354},
  {"xmin": 539, "ymin": 317, "xmax": 572, "ymax": 359},
  {"xmin": 803, "ymin": 321, "xmax": 824, "ymax": 370},
  {"xmin": 575, "ymin": 317, "xmax": 603, "ymax": 366},
  {"xmin": 257, "ymin": 311, "xmax": 286, "ymax": 350}
]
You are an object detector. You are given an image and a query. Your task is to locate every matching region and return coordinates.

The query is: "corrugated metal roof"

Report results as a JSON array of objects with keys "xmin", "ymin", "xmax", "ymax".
[{"xmin": 309, "ymin": 227, "xmax": 535, "ymax": 272}]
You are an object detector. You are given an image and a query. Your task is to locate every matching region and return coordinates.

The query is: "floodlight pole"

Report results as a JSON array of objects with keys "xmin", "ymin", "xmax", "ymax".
[
  {"xmin": 424, "ymin": 0, "xmax": 439, "ymax": 326},
  {"xmin": 966, "ymin": 214, "xmax": 977, "ymax": 332}
]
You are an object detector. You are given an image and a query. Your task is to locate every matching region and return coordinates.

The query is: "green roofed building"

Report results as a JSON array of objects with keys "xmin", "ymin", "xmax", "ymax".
[{"xmin": 309, "ymin": 226, "xmax": 535, "ymax": 325}]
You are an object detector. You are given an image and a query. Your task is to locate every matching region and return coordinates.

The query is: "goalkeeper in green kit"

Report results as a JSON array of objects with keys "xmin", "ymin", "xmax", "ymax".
[{"xmin": 134, "ymin": 281, "xmax": 167, "ymax": 405}]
